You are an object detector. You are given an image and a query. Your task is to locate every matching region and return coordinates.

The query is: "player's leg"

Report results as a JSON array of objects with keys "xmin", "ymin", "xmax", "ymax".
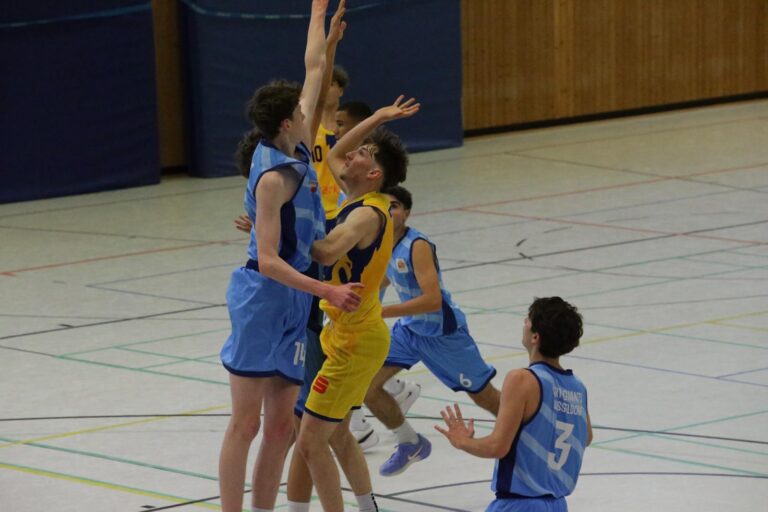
[
  {"xmin": 329, "ymin": 412, "xmax": 379, "ymax": 511},
  {"xmin": 219, "ymin": 374, "xmax": 267, "ymax": 512},
  {"xmin": 251, "ymin": 376, "xmax": 301, "ymax": 509},
  {"xmin": 296, "ymin": 414, "xmax": 345, "ymax": 512}
]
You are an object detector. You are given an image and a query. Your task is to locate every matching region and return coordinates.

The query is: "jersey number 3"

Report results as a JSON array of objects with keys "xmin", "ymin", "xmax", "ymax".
[{"xmin": 547, "ymin": 420, "xmax": 574, "ymax": 471}]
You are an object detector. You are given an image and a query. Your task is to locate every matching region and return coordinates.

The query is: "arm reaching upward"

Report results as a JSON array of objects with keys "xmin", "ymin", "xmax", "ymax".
[
  {"xmin": 298, "ymin": 0, "xmax": 330, "ymax": 148},
  {"xmin": 327, "ymin": 95, "xmax": 420, "ymax": 193},
  {"xmin": 309, "ymin": 0, "xmax": 346, "ymax": 144}
]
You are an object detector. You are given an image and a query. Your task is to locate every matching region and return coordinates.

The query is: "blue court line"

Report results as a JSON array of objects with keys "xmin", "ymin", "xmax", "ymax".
[
  {"xmin": 717, "ymin": 367, "xmax": 768, "ymax": 378},
  {"xmin": 59, "ymin": 328, "xmax": 230, "ymax": 357},
  {"xmin": 86, "ymin": 284, "xmax": 218, "ymax": 306},
  {"xmin": 0, "ymin": 3, "xmax": 150, "ymax": 29},
  {"xmin": 645, "ymin": 432, "xmax": 768, "ymax": 457},
  {"xmin": 566, "ymin": 353, "xmax": 768, "ymax": 389},
  {"xmin": 88, "ymin": 261, "xmax": 240, "ymax": 287}
]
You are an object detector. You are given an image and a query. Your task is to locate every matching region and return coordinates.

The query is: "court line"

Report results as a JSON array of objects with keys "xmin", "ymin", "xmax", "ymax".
[
  {"xmin": 717, "ymin": 367, "xmax": 768, "ymax": 378},
  {"xmin": 0, "ymin": 461, "xmax": 221, "ymax": 510}
]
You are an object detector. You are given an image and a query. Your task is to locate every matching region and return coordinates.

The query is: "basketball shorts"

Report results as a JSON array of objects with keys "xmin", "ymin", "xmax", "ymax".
[
  {"xmin": 304, "ymin": 319, "xmax": 390, "ymax": 421},
  {"xmin": 220, "ymin": 266, "xmax": 311, "ymax": 385},
  {"xmin": 385, "ymin": 321, "xmax": 496, "ymax": 393},
  {"xmin": 294, "ymin": 327, "xmax": 324, "ymax": 417},
  {"xmin": 486, "ymin": 496, "xmax": 567, "ymax": 512}
]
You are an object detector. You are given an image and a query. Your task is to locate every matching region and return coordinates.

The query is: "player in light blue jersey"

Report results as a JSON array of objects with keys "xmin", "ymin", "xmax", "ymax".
[
  {"xmin": 362, "ymin": 186, "xmax": 501, "ymax": 477},
  {"xmin": 218, "ymin": 2, "xmax": 362, "ymax": 512},
  {"xmin": 436, "ymin": 297, "xmax": 593, "ymax": 512}
]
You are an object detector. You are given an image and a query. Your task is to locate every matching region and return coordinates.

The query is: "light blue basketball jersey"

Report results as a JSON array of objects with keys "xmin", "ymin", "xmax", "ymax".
[
  {"xmin": 492, "ymin": 362, "xmax": 589, "ymax": 499},
  {"xmin": 244, "ymin": 140, "xmax": 325, "ymax": 271},
  {"xmin": 386, "ymin": 228, "xmax": 467, "ymax": 336}
]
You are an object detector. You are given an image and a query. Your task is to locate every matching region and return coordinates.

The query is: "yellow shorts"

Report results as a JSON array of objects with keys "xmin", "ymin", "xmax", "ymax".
[{"xmin": 304, "ymin": 319, "xmax": 390, "ymax": 421}]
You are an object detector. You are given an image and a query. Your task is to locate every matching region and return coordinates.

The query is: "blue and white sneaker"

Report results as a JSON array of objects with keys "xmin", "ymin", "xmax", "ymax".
[{"xmin": 379, "ymin": 434, "xmax": 432, "ymax": 476}]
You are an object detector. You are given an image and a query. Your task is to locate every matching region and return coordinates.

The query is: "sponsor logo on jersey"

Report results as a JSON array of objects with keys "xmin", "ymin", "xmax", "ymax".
[
  {"xmin": 396, "ymin": 258, "xmax": 408, "ymax": 273},
  {"xmin": 312, "ymin": 375, "xmax": 329, "ymax": 394}
]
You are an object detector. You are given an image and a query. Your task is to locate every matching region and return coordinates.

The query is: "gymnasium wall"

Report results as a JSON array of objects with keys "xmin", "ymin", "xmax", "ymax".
[
  {"xmin": 461, "ymin": 0, "xmax": 768, "ymax": 131},
  {"xmin": 0, "ymin": 1, "xmax": 160, "ymax": 204}
]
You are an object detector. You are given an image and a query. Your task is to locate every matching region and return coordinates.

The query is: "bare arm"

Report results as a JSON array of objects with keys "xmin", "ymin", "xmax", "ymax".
[
  {"xmin": 327, "ymin": 95, "xmax": 420, "ymax": 193},
  {"xmin": 435, "ymin": 369, "xmax": 537, "ymax": 459},
  {"xmin": 382, "ymin": 239, "xmax": 442, "ymax": 318},
  {"xmin": 311, "ymin": 206, "xmax": 381, "ymax": 265},
  {"xmin": 255, "ymin": 170, "xmax": 362, "ymax": 311},
  {"xmin": 586, "ymin": 412, "xmax": 593, "ymax": 446},
  {"xmin": 309, "ymin": 0, "xmax": 346, "ymax": 143},
  {"xmin": 298, "ymin": 0, "xmax": 329, "ymax": 148}
]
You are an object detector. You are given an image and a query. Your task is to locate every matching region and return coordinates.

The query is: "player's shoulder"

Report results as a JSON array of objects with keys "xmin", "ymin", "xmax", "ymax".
[{"xmin": 503, "ymin": 367, "xmax": 539, "ymax": 392}]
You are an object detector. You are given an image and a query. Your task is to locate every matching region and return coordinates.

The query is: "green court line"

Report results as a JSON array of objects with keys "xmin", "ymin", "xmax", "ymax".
[
  {"xmin": 59, "ymin": 327, "xmax": 230, "ymax": 357},
  {"xmin": 593, "ymin": 409, "xmax": 768, "ymax": 447},
  {"xmin": 141, "ymin": 354, "xmax": 223, "ymax": 370},
  {"xmin": 592, "ymin": 445, "xmax": 768, "ymax": 477},
  {"xmin": 646, "ymin": 432, "xmax": 768, "ymax": 457},
  {"xmin": 56, "ymin": 355, "xmax": 229, "ymax": 386}
]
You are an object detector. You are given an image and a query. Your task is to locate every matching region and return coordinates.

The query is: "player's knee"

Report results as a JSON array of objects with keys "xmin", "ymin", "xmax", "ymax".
[
  {"xmin": 295, "ymin": 431, "xmax": 319, "ymax": 462},
  {"xmin": 227, "ymin": 414, "xmax": 261, "ymax": 441},
  {"xmin": 262, "ymin": 415, "xmax": 295, "ymax": 446}
]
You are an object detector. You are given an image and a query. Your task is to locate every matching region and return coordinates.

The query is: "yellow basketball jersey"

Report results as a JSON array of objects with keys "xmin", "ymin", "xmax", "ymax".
[
  {"xmin": 313, "ymin": 123, "xmax": 341, "ymax": 214},
  {"xmin": 320, "ymin": 192, "xmax": 393, "ymax": 327}
]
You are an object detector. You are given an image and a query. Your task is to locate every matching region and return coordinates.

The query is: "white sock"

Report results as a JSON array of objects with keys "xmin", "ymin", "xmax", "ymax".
[
  {"xmin": 252, "ymin": 508, "xmax": 272, "ymax": 512},
  {"xmin": 286, "ymin": 501, "xmax": 310, "ymax": 512},
  {"xmin": 383, "ymin": 377, "xmax": 403, "ymax": 395},
  {"xmin": 393, "ymin": 420, "xmax": 419, "ymax": 445},
  {"xmin": 356, "ymin": 492, "xmax": 379, "ymax": 512},
  {"xmin": 350, "ymin": 408, "xmax": 368, "ymax": 431}
]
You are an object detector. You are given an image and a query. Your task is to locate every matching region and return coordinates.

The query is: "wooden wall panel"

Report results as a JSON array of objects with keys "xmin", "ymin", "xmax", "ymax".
[
  {"xmin": 152, "ymin": 0, "xmax": 186, "ymax": 169},
  {"xmin": 462, "ymin": 0, "xmax": 768, "ymax": 131}
]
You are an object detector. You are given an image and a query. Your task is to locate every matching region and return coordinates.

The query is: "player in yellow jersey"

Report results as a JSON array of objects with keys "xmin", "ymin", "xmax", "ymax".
[
  {"xmin": 313, "ymin": 65, "xmax": 348, "ymax": 214},
  {"xmin": 295, "ymin": 95, "xmax": 420, "ymax": 512}
]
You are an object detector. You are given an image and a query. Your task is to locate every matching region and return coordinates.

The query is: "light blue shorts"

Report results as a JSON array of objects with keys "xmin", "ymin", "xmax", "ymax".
[
  {"xmin": 294, "ymin": 327, "xmax": 324, "ymax": 416},
  {"xmin": 385, "ymin": 321, "xmax": 496, "ymax": 393},
  {"xmin": 486, "ymin": 496, "xmax": 567, "ymax": 512},
  {"xmin": 220, "ymin": 266, "xmax": 311, "ymax": 384}
]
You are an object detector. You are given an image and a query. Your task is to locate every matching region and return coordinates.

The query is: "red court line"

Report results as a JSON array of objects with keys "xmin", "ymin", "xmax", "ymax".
[
  {"xmin": 1, "ymin": 238, "xmax": 244, "ymax": 276},
  {"xmin": 461, "ymin": 208, "xmax": 767, "ymax": 247},
  {"xmin": 413, "ymin": 162, "xmax": 768, "ymax": 218}
]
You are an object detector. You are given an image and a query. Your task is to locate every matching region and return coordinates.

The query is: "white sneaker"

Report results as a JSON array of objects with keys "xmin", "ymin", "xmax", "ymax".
[
  {"xmin": 352, "ymin": 423, "xmax": 380, "ymax": 451},
  {"xmin": 391, "ymin": 380, "xmax": 421, "ymax": 415}
]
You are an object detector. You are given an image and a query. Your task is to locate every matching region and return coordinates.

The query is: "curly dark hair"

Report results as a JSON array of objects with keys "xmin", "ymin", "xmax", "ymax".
[
  {"xmin": 382, "ymin": 185, "xmax": 413, "ymax": 211},
  {"xmin": 332, "ymin": 66, "xmax": 349, "ymax": 88},
  {"xmin": 234, "ymin": 129, "xmax": 260, "ymax": 178},
  {"xmin": 366, "ymin": 127, "xmax": 408, "ymax": 190},
  {"xmin": 528, "ymin": 297, "xmax": 583, "ymax": 358},
  {"xmin": 245, "ymin": 79, "xmax": 302, "ymax": 141}
]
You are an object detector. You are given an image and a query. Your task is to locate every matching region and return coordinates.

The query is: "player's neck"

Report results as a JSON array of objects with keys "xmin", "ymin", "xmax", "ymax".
[
  {"xmin": 321, "ymin": 104, "xmax": 337, "ymax": 130},
  {"xmin": 271, "ymin": 133, "xmax": 295, "ymax": 157},
  {"xmin": 394, "ymin": 224, "xmax": 408, "ymax": 241},
  {"xmin": 344, "ymin": 183, "xmax": 377, "ymax": 203},
  {"xmin": 529, "ymin": 351, "xmax": 563, "ymax": 370}
]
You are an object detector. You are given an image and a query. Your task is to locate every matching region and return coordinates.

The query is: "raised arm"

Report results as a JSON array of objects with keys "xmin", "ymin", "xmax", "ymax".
[
  {"xmin": 298, "ymin": 0, "xmax": 330, "ymax": 148},
  {"xmin": 381, "ymin": 239, "xmax": 441, "ymax": 318},
  {"xmin": 309, "ymin": 0, "xmax": 346, "ymax": 143},
  {"xmin": 327, "ymin": 95, "xmax": 420, "ymax": 193}
]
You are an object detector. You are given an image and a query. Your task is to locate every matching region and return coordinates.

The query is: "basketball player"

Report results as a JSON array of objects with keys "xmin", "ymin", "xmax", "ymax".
[
  {"xmin": 295, "ymin": 95, "xmax": 419, "ymax": 512},
  {"xmin": 436, "ymin": 297, "xmax": 592, "ymax": 512},
  {"xmin": 217, "ymin": 2, "xmax": 361, "ymax": 511},
  {"xmin": 364, "ymin": 185, "xmax": 500, "ymax": 476}
]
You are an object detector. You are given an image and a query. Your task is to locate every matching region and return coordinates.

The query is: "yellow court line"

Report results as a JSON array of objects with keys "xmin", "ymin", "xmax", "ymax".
[
  {"xmin": 0, "ymin": 404, "xmax": 229, "ymax": 450},
  {"xmin": 403, "ymin": 309, "xmax": 768, "ymax": 375},
  {"xmin": 711, "ymin": 321, "xmax": 768, "ymax": 333},
  {"xmin": 0, "ymin": 461, "xmax": 221, "ymax": 510}
]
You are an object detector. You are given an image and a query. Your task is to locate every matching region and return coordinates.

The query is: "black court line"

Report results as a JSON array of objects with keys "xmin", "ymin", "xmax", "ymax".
[
  {"xmin": 0, "ymin": 224, "xmax": 216, "ymax": 244},
  {"xmin": 0, "ymin": 304, "xmax": 224, "ymax": 341}
]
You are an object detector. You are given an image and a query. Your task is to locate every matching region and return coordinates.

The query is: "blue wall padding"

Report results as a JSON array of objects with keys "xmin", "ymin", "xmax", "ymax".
[
  {"xmin": 0, "ymin": 1, "xmax": 160, "ymax": 203},
  {"xmin": 181, "ymin": 0, "xmax": 462, "ymax": 177}
]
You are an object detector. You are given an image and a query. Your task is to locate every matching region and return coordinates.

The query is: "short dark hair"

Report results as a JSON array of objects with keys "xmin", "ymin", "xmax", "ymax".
[
  {"xmin": 332, "ymin": 66, "xmax": 349, "ymax": 88},
  {"xmin": 235, "ymin": 129, "xmax": 260, "ymax": 178},
  {"xmin": 338, "ymin": 101, "xmax": 373, "ymax": 123},
  {"xmin": 528, "ymin": 297, "xmax": 583, "ymax": 358},
  {"xmin": 245, "ymin": 79, "xmax": 301, "ymax": 141},
  {"xmin": 383, "ymin": 185, "xmax": 413, "ymax": 211},
  {"xmin": 367, "ymin": 127, "xmax": 408, "ymax": 190}
]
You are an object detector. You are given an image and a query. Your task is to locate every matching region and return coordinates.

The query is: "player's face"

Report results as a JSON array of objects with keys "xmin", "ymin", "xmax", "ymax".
[
  {"xmin": 285, "ymin": 105, "xmax": 305, "ymax": 143},
  {"xmin": 327, "ymin": 81, "xmax": 343, "ymax": 106},
  {"xmin": 335, "ymin": 111, "xmax": 352, "ymax": 139},
  {"xmin": 386, "ymin": 195, "xmax": 409, "ymax": 231},
  {"xmin": 342, "ymin": 144, "xmax": 377, "ymax": 182},
  {"xmin": 522, "ymin": 316, "xmax": 534, "ymax": 351}
]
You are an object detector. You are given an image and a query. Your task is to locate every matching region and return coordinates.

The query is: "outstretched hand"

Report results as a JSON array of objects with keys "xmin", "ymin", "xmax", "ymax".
[
  {"xmin": 377, "ymin": 95, "xmax": 421, "ymax": 123},
  {"xmin": 434, "ymin": 403, "xmax": 475, "ymax": 448},
  {"xmin": 327, "ymin": 0, "xmax": 347, "ymax": 44}
]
